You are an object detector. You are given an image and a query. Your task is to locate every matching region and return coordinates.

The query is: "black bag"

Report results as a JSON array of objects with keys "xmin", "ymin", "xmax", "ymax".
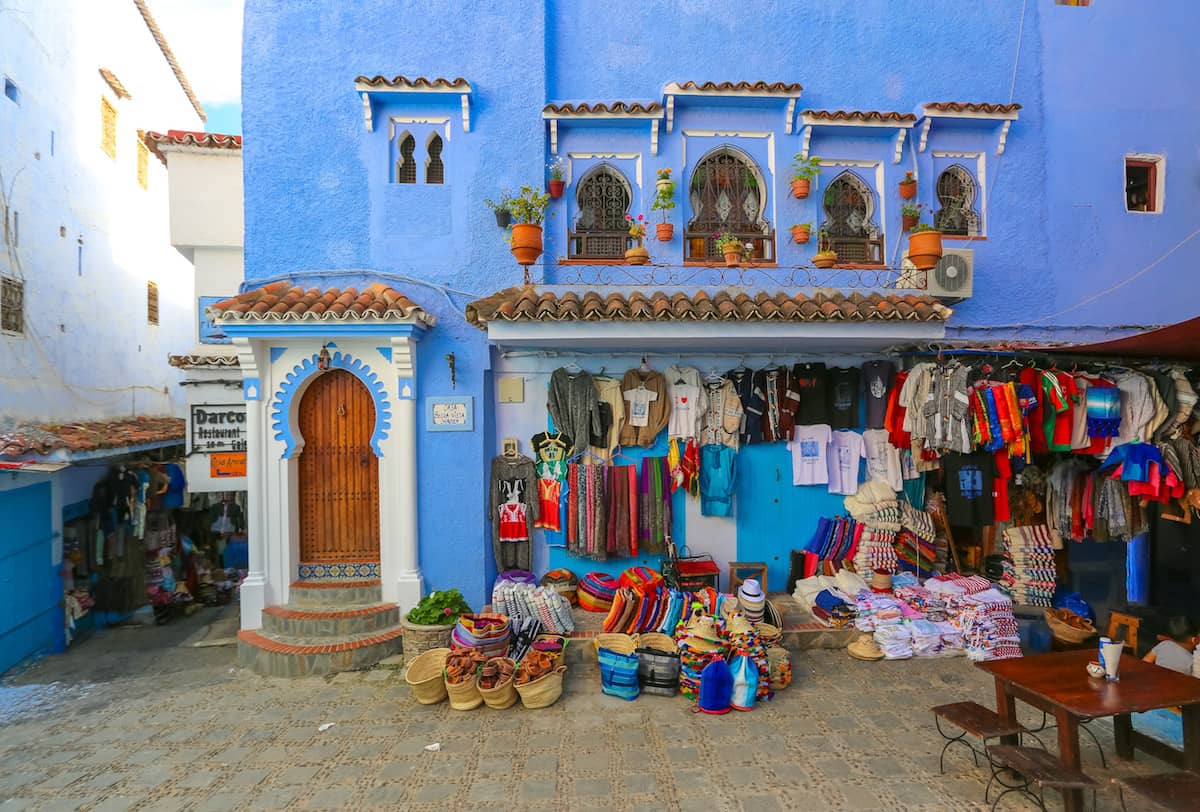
[{"xmin": 636, "ymin": 647, "xmax": 680, "ymax": 697}]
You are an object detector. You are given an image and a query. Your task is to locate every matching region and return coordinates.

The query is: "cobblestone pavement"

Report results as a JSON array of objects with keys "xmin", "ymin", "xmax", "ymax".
[{"xmin": 0, "ymin": 606, "xmax": 1175, "ymax": 811}]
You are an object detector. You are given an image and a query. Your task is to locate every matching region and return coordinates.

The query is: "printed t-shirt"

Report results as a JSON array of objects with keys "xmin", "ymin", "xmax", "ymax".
[
  {"xmin": 862, "ymin": 428, "xmax": 902, "ymax": 492},
  {"xmin": 861, "ymin": 360, "xmax": 894, "ymax": 430},
  {"xmin": 1070, "ymin": 376, "xmax": 1091, "ymax": 450},
  {"xmin": 667, "ymin": 384, "xmax": 701, "ymax": 439},
  {"xmin": 1048, "ymin": 372, "xmax": 1077, "ymax": 452},
  {"xmin": 624, "ymin": 386, "xmax": 659, "ymax": 428},
  {"xmin": 787, "ymin": 424, "xmax": 831, "ymax": 486},
  {"xmin": 828, "ymin": 367, "xmax": 861, "ymax": 430},
  {"xmin": 942, "ymin": 451, "xmax": 996, "ymax": 527},
  {"xmin": 1019, "ymin": 368, "xmax": 1048, "ymax": 454},
  {"xmin": 826, "ymin": 430, "xmax": 866, "ymax": 496},
  {"xmin": 532, "ymin": 431, "xmax": 573, "ymax": 480},
  {"xmin": 791, "ymin": 363, "xmax": 829, "ymax": 425}
]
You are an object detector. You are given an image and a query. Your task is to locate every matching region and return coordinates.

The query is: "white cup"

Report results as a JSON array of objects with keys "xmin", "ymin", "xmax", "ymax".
[{"xmin": 1099, "ymin": 639, "xmax": 1123, "ymax": 682}]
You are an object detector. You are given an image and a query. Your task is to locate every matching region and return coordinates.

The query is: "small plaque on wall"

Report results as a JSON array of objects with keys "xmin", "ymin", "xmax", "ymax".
[
  {"xmin": 426, "ymin": 396, "xmax": 474, "ymax": 432},
  {"xmin": 498, "ymin": 375, "xmax": 524, "ymax": 403}
]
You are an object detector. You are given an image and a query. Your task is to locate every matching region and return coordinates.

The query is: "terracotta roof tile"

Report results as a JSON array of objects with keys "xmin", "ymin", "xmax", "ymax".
[
  {"xmin": 0, "ymin": 417, "xmax": 185, "ymax": 459},
  {"xmin": 924, "ymin": 102, "xmax": 1022, "ymax": 115},
  {"xmin": 802, "ymin": 109, "xmax": 917, "ymax": 123},
  {"xmin": 132, "ymin": 0, "xmax": 206, "ymax": 121},
  {"xmin": 99, "ymin": 68, "xmax": 131, "ymax": 100},
  {"xmin": 143, "ymin": 130, "xmax": 242, "ymax": 165},
  {"xmin": 354, "ymin": 75, "xmax": 471, "ymax": 91},
  {"xmin": 671, "ymin": 80, "xmax": 803, "ymax": 94},
  {"xmin": 466, "ymin": 288, "xmax": 952, "ymax": 328},
  {"xmin": 542, "ymin": 101, "xmax": 663, "ymax": 116},
  {"xmin": 209, "ymin": 281, "xmax": 434, "ymax": 326}
]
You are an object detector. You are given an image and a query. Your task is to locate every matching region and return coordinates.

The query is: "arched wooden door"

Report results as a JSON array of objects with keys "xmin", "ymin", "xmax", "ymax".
[{"xmin": 297, "ymin": 369, "xmax": 380, "ymax": 562}]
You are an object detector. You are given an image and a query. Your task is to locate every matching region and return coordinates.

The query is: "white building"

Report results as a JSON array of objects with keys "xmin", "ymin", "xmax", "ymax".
[{"xmin": 0, "ymin": 0, "xmax": 205, "ymax": 675}]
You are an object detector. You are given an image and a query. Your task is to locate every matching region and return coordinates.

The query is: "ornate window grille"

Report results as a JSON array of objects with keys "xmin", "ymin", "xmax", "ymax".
[
  {"xmin": 821, "ymin": 170, "xmax": 883, "ymax": 264},
  {"xmin": 425, "ymin": 134, "xmax": 444, "ymax": 184},
  {"xmin": 1, "ymin": 277, "xmax": 24, "ymax": 334},
  {"xmin": 568, "ymin": 165, "xmax": 633, "ymax": 259},
  {"xmin": 394, "ymin": 132, "xmax": 416, "ymax": 184},
  {"xmin": 101, "ymin": 97, "xmax": 117, "ymax": 160},
  {"xmin": 934, "ymin": 165, "xmax": 981, "ymax": 237},
  {"xmin": 685, "ymin": 147, "xmax": 774, "ymax": 261},
  {"xmin": 147, "ymin": 281, "xmax": 159, "ymax": 325}
]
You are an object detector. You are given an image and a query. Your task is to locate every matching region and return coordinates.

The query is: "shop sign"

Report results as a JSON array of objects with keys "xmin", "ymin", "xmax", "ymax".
[
  {"xmin": 191, "ymin": 404, "xmax": 248, "ymax": 453},
  {"xmin": 210, "ymin": 452, "xmax": 247, "ymax": 478},
  {"xmin": 426, "ymin": 396, "xmax": 474, "ymax": 432}
]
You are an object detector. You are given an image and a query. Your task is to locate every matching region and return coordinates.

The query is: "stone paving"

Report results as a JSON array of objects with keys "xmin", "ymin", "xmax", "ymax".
[{"xmin": 0, "ymin": 604, "xmax": 1177, "ymax": 811}]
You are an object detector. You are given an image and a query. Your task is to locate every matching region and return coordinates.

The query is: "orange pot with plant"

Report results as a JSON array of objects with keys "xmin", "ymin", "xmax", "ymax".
[
  {"xmin": 507, "ymin": 185, "xmax": 550, "ymax": 266},
  {"xmin": 715, "ymin": 232, "xmax": 744, "ymax": 267},
  {"xmin": 899, "ymin": 170, "xmax": 917, "ymax": 200},
  {"xmin": 651, "ymin": 170, "xmax": 675, "ymax": 242},
  {"xmin": 790, "ymin": 223, "xmax": 812, "ymax": 244},
  {"xmin": 812, "ymin": 250, "xmax": 837, "ymax": 269},
  {"xmin": 790, "ymin": 154, "xmax": 821, "ymax": 199},
  {"xmin": 907, "ymin": 224, "xmax": 943, "ymax": 270},
  {"xmin": 656, "ymin": 223, "xmax": 674, "ymax": 242},
  {"xmin": 510, "ymin": 224, "xmax": 544, "ymax": 266}
]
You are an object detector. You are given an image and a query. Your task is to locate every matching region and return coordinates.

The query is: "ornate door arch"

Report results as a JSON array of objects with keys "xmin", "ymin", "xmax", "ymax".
[{"xmin": 297, "ymin": 369, "xmax": 380, "ymax": 562}]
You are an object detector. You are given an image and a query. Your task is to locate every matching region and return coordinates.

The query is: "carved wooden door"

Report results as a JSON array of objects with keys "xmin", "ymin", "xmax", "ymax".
[{"xmin": 298, "ymin": 369, "xmax": 380, "ymax": 562}]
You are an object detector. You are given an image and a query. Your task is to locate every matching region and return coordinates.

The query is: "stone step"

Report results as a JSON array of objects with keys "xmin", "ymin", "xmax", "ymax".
[
  {"xmin": 237, "ymin": 625, "xmax": 403, "ymax": 678},
  {"xmin": 261, "ymin": 602, "xmax": 399, "ymax": 638},
  {"xmin": 288, "ymin": 579, "xmax": 382, "ymax": 607}
]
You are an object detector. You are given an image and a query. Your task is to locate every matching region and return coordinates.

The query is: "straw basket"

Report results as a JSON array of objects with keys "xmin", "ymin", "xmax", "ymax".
[
  {"xmin": 1044, "ymin": 609, "xmax": 1097, "ymax": 645},
  {"xmin": 756, "ymin": 623, "xmax": 783, "ymax": 647},
  {"xmin": 405, "ymin": 647, "xmax": 450, "ymax": 705},
  {"xmin": 767, "ymin": 646, "xmax": 792, "ymax": 691},
  {"xmin": 477, "ymin": 657, "xmax": 518, "ymax": 710},
  {"xmin": 593, "ymin": 633, "xmax": 639, "ymax": 656},
  {"xmin": 638, "ymin": 632, "xmax": 678, "ymax": 653},
  {"xmin": 533, "ymin": 634, "xmax": 568, "ymax": 664},
  {"xmin": 516, "ymin": 665, "xmax": 567, "ymax": 709},
  {"xmin": 445, "ymin": 668, "xmax": 484, "ymax": 711}
]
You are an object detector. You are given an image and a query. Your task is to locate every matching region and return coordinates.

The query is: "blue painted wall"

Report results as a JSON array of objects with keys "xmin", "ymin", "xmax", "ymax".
[
  {"xmin": 0, "ymin": 482, "xmax": 58, "ymax": 675},
  {"xmin": 242, "ymin": 1, "xmax": 1198, "ymax": 604}
]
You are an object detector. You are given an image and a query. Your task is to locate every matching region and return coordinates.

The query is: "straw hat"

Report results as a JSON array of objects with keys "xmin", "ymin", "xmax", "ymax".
[
  {"xmin": 847, "ymin": 633, "xmax": 885, "ymax": 661},
  {"xmin": 726, "ymin": 612, "xmax": 755, "ymax": 637},
  {"xmin": 687, "ymin": 615, "xmax": 724, "ymax": 649},
  {"xmin": 737, "ymin": 578, "xmax": 765, "ymax": 605},
  {"xmin": 870, "ymin": 570, "xmax": 893, "ymax": 593}
]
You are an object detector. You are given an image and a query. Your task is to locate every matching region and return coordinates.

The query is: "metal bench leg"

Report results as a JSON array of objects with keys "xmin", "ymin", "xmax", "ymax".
[
  {"xmin": 935, "ymin": 716, "xmax": 981, "ymax": 773},
  {"xmin": 989, "ymin": 785, "xmax": 1044, "ymax": 812}
]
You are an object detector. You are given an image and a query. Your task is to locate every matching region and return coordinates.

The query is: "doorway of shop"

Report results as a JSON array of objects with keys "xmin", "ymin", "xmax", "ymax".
[{"xmin": 297, "ymin": 369, "xmax": 380, "ymax": 564}]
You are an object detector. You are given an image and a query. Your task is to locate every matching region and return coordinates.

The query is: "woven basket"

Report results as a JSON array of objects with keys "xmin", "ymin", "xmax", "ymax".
[
  {"xmin": 400, "ymin": 618, "xmax": 455, "ymax": 664},
  {"xmin": 444, "ymin": 667, "xmax": 484, "ymax": 711},
  {"xmin": 767, "ymin": 646, "xmax": 792, "ymax": 690},
  {"xmin": 638, "ymin": 632, "xmax": 678, "ymax": 653},
  {"xmin": 533, "ymin": 634, "xmax": 568, "ymax": 663},
  {"xmin": 756, "ymin": 623, "xmax": 783, "ymax": 646},
  {"xmin": 476, "ymin": 657, "xmax": 518, "ymax": 710},
  {"xmin": 593, "ymin": 633, "xmax": 639, "ymax": 656},
  {"xmin": 516, "ymin": 665, "xmax": 567, "ymax": 709},
  {"xmin": 1044, "ymin": 609, "xmax": 1097, "ymax": 645},
  {"xmin": 404, "ymin": 647, "xmax": 450, "ymax": 705}
]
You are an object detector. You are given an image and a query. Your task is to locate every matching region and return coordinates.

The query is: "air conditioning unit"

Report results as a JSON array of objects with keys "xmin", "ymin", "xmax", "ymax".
[{"xmin": 898, "ymin": 248, "xmax": 974, "ymax": 300}]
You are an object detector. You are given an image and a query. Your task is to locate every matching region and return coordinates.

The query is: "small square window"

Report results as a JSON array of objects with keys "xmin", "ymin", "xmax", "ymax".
[
  {"xmin": 1, "ymin": 277, "xmax": 24, "ymax": 334},
  {"xmin": 137, "ymin": 141, "xmax": 149, "ymax": 189},
  {"xmin": 1055, "ymin": 0, "xmax": 1090, "ymax": 5},
  {"xmin": 101, "ymin": 97, "xmax": 117, "ymax": 159},
  {"xmin": 3, "ymin": 77, "xmax": 18, "ymax": 105},
  {"xmin": 1125, "ymin": 156, "xmax": 1163, "ymax": 213},
  {"xmin": 147, "ymin": 281, "xmax": 159, "ymax": 325}
]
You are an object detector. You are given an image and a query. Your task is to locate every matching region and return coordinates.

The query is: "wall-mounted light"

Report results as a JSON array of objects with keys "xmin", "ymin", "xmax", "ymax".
[{"xmin": 317, "ymin": 343, "xmax": 332, "ymax": 371}]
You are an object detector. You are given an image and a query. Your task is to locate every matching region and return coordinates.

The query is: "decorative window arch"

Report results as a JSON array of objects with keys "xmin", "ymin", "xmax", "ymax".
[
  {"xmin": 686, "ymin": 146, "xmax": 773, "ymax": 261},
  {"xmin": 568, "ymin": 164, "xmax": 633, "ymax": 259},
  {"xmin": 821, "ymin": 170, "xmax": 883, "ymax": 264},
  {"xmin": 934, "ymin": 165, "xmax": 981, "ymax": 236},
  {"xmin": 394, "ymin": 131, "xmax": 416, "ymax": 184},
  {"xmin": 425, "ymin": 133, "xmax": 444, "ymax": 184}
]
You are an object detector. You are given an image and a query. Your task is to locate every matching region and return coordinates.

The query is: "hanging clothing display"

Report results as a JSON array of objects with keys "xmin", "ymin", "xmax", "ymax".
[
  {"xmin": 566, "ymin": 462, "xmax": 607, "ymax": 559},
  {"xmin": 699, "ymin": 444, "xmax": 736, "ymax": 517},
  {"xmin": 752, "ymin": 366, "xmax": 800, "ymax": 443},
  {"xmin": 788, "ymin": 424, "xmax": 832, "ymax": 486},
  {"xmin": 862, "ymin": 360, "xmax": 895, "ymax": 430},
  {"xmin": 531, "ymin": 431, "xmax": 572, "ymax": 480},
  {"xmin": 827, "ymin": 366, "xmax": 861, "ymax": 430},
  {"xmin": 637, "ymin": 456, "xmax": 672, "ymax": 551},
  {"xmin": 827, "ymin": 430, "xmax": 866, "ymax": 496},
  {"xmin": 619, "ymin": 367, "xmax": 670, "ymax": 447},
  {"xmin": 791, "ymin": 362, "xmax": 830, "ymax": 425},
  {"xmin": 942, "ymin": 451, "xmax": 996, "ymax": 527},
  {"xmin": 606, "ymin": 464, "xmax": 638, "ymax": 558},
  {"xmin": 725, "ymin": 367, "xmax": 762, "ymax": 447},
  {"xmin": 591, "ymin": 375, "xmax": 625, "ymax": 461},
  {"xmin": 547, "ymin": 368, "xmax": 602, "ymax": 454},
  {"xmin": 665, "ymin": 365, "xmax": 706, "ymax": 440},
  {"xmin": 699, "ymin": 378, "xmax": 743, "ymax": 450},
  {"xmin": 489, "ymin": 454, "xmax": 539, "ymax": 571},
  {"xmin": 862, "ymin": 428, "xmax": 902, "ymax": 492}
]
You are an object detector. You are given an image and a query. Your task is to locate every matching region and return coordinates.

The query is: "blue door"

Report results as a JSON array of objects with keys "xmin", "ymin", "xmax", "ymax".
[{"xmin": 0, "ymin": 482, "xmax": 57, "ymax": 675}]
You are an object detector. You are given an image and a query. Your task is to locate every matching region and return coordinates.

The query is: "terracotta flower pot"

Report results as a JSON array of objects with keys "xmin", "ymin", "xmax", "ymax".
[
  {"xmin": 791, "ymin": 178, "xmax": 811, "ymax": 199},
  {"xmin": 722, "ymin": 247, "xmax": 743, "ymax": 267},
  {"xmin": 510, "ymin": 223, "xmax": 544, "ymax": 266},
  {"xmin": 656, "ymin": 178, "xmax": 673, "ymax": 195},
  {"xmin": 547, "ymin": 180, "xmax": 565, "ymax": 199},
  {"xmin": 812, "ymin": 254, "xmax": 837, "ymax": 269},
  {"xmin": 902, "ymin": 213, "xmax": 918, "ymax": 231},
  {"xmin": 790, "ymin": 225, "xmax": 811, "ymax": 244},
  {"xmin": 907, "ymin": 230, "xmax": 944, "ymax": 270},
  {"xmin": 899, "ymin": 179, "xmax": 917, "ymax": 200},
  {"xmin": 494, "ymin": 210, "xmax": 512, "ymax": 228},
  {"xmin": 656, "ymin": 223, "xmax": 674, "ymax": 242},
  {"xmin": 625, "ymin": 246, "xmax": 650, "ymax": 265}
]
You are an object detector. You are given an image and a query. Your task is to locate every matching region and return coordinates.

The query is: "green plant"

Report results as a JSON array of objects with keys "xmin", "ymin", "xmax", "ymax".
[
  {"xmin": 790, "ymin": 222, "xmax": 813, "ymax": 230},
  {"xmin": 656, "ymin": 167, "xmax": 672, "ymax": 181},
  {"xmin": 900, "ymin": 171, "xmax": 916, "ymax": 185},
  {"xmin": 547, "ymin": 157, "xmax": 564, "ymax": 181},
  {"xmin": 901, "ymin": 201, "xmax": 926, "ymax": 217},
  {"xmin": 814, "ymin": 249, "xmax": 838, "ymax": 259},
  {"xmin": 625, "ymin": 213, "xmax": 647, "ymax": 239},
  {"xmin": 650, "ymin": 179, "xmax": 675, "ymax": 221},
  {"xmin": 791, "ymin": 154, "xmax": 822, "ymax": 181},
  {"xmin": 909, "ymin": 222, "xmax": 939, "ymax": 233},
  {"xmin": 484, "ymin": 189, "xmax": 513, "ymax": 213},
  {"xmin": 406, "ymin": 589, "xmax": 472, "ymax": 625},
  {"xmin": 509, "ymin": 185, "xmax": 551, "ymax": 225},
  {"xmin": 714, "ymin": 232, "xmax": 745, "ymax": 253}
]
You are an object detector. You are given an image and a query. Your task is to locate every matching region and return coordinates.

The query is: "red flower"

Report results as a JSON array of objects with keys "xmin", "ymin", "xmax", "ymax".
[{"xmin": 443, "ymin": 606, "xmax": 452, "ymax": 616}]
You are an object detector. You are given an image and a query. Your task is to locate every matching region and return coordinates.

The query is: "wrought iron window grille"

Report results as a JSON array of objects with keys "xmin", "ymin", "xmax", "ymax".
[
  {"xmin": 395, "ymin": 132, "xmax": 416, "ymax": 184},
  {"xmin": 685, "ymin": 148, "xmax": 774, "ymax": 262},
  {"xmin": 933, "ymin": 165, "xmax": 981, "ymax": 236},
  {"xmin": 820, "ymin": 170, "xmax": 883, "ymax": 264},
  {"xmin": 1, "ymin": 277, "xmax": 24, "ymax": 334},
  {"xmin": 569, "ymin": 166, "xmax": 634, "ymax": 260},
  {"xmin": 425, "ymin": 133, "xmax": 444, "ymax": 184}
]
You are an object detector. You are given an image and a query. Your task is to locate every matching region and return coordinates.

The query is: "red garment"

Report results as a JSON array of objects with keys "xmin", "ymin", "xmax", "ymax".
[
  {"xmin": 886, "ymin": 370, "xmax": 911, "ymax": 449},
  {"xmin": 1020, "ymin": 367, "xmax": 1048, "ymax": 454},
  {"xmin": 1051, "ymin": 372, "xmax": 1078, "ymax": 451},
  {"xmin": 534, "ymin": 478, "xmax": 561, "ymax": 532},
  {"xmin": 993, "ymin": 451, "xmax": 1012, "ymax": 524},
  {"xmin": 498, "ymin": 501, "xmax": 528, "ymax": 541}
]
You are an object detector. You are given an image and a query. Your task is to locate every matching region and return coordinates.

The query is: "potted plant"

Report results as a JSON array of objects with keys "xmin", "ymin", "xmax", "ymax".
[
  {"xmin": 812, "ymin": 249, "xmax": 838, "ymax": 269},
  {"xmin": 624, "ymin": 214, "xmax": 649, "ymax": 264},
  {"xmin": 790, "ymin": 222, "xmax": 812, "ymax": 244},
  {"xmin": 901, "ymin": 201, "xmax": 926, "ymax": 232},
  {"xmin": 714, "ymin": 232, "xmax": 745, "ymax": 267},
  {"xmin": 508, "ymin": 185, "xmax": 551, "ymax": 266},
  {"xmin": 547, "ymin": 157, "xmax": 565, "ymax": 199},
  {"xmin": 484, "ymin": 190, "xmax": 513, "ymax": 228},
  {"xmin": 790, "ymin": 154, "xmax": 821, "ymax": 198},
  {"xmin": 898, "ymin": 170, "xmax": 917, "ymax": 199},
  {"xmin": 651, "ymin": 171, "xmax": 675, "ymax": 242},
  {"xmin": 401, "ymin": 588, "xmax": 473, "ymax": 664},
  {"xmin": 907, "ymin": 222, "xmax": 944, "ymax": 270}
]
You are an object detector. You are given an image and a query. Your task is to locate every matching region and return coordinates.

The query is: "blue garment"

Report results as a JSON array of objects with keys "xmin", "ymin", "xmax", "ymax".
[
  {"xmin": 161, "ymin": 464, "xmax": 186, "ymax": 508},
  {"xmin": 699, "ymin": 444, "xmax": 736, "ymax": 517},
  {"xmin": 1100, "ymin": 443, "xmax": 1162, "ymax": 483}
]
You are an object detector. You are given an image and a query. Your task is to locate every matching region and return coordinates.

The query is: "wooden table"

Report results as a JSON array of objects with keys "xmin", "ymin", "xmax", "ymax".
[{"xmin": 977, "ymin": 649, "xmax": 1200, "ymax": 812}]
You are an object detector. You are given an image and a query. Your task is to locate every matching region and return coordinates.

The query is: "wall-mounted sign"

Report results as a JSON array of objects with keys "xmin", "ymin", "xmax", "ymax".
[
  {"xmin": 190, "ymin": 404, "xmax": 248, "ymax": 453},
  {"xmin": 198, "ymin": 296, "xmax": 232, "ymax": 344},
  {"xmin": 426, "ymin": 396, "xmax": 474, "ymax": 432},
  {"xmin": 210, "ymin": 452, "xmax": 247, "ymax": 478}
]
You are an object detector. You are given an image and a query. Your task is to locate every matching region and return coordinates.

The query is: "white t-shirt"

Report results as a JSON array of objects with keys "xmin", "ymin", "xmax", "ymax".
[
  {"xmin": 624, "ymin": 387, "xmax": 658, "ymax": 428},
  {"xmin": 787, "ymin": 424, "xmax": 831, "ymax": 486},
  {"xmin": 667, "ymin": 384, "xmax": 702, "ymax": 439},
  {"xmin": 1070, "ymin": 376, "xmax": 1091, "ymax": 450},
  {"xmin": 827, "ymin": 430, "xmax": 866, "ymax": 496},
  {"xmin": 862, "ymin": 429, "xmax": 902, "ymax": 492}
]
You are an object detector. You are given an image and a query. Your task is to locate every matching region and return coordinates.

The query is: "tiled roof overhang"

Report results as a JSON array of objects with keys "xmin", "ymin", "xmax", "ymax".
[
  {"xmin": 208, "ymin": 281, "xmax": 435, "ymax": 327},
  {"xmin": 142, "ymin": 129, "xmax": 242, "ymax": 165},
  {"xmin": 0, "ymin": 417, "xmax": 185, "ymax": 459}
]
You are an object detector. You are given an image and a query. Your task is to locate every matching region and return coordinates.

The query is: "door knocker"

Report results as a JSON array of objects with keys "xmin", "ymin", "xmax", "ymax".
[{"xmin": 337, "ymin": 403, "xmax": 346, "ymax": 417}]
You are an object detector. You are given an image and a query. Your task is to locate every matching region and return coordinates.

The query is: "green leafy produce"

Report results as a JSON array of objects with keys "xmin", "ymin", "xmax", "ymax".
[{"xmin": 406, "ymin": 589, "xmax": 472, "ymax": 626}]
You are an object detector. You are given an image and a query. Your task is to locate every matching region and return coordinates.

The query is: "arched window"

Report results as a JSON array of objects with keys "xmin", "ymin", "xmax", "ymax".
[
  {"xmin": 821, "ymin": 170, "xmax": 883, "ymax": 264},
  {"xmin": 568, "ymin": 165, "xmax": 633, "ymax": 259},
  {"xmin": 425, "ymin": 133, "xmax": 444, "ymax": 184},
  {"xmin": 394, "ymin": 131, "xmax": 416, "ymax": 184},
  {"xmin": 934, "ymin": 165, "xmax": 981, "ymax": 236},
  {"xmin": 686, "ymin": 146, "xmax": 773, "ymax": 261}
]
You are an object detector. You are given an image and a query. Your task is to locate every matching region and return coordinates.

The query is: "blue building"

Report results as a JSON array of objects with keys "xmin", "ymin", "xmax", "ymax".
[{"xmin": 223, "ymin": 0, "xmax": 1200, "ymax": 672}]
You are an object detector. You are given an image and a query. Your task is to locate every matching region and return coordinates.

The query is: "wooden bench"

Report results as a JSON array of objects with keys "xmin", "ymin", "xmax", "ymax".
[
  {"xmin": 1120, "ymin": 772, "xmax": 1200, "ymax": 812},
  {"xmin": 986, "ymin": 745, "xmax": 1097, "ymax": 811},
  {"xmin": 931, "ymin": 701, "xmax": 1031, "ymax": 774}
]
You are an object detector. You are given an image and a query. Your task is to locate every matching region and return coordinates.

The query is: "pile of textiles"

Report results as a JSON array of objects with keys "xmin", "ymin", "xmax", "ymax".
[
  {"xmin": 873, "ymin": 624, "xmax": 913, "ymax": 659},
  {"xmin": 578, "ymin": 571, "xmax": 618, "ymax": 612},
  {"xmin": 1000, "ymin": 525, "xmax": 1058, "ymax": 607},
  {"xmin": 796, "ymin": 516, "xmax": 861, "ymax": 576},
  {"xmin": 853, "ymin": 527, "xmax": 898, "ymax": 574},
  {"xmin": 893, "ymin": 584, "xmax": 949, "ymax": 621},
  {"xmin": 894, "ymin": 529, "xmax": 935, "ymax": 575},
  {"xmin": 955, "ymin": 588, "xmax": 1022, "ymax": 661},
  {"xmin": 853, "ymin": 591, "xmax": 907, "ymax": 632},
  {"xmin": 675, "ymin": 613, "xmax": 728, "ymax": 701},
  {"xmin": 794, "ymin": 570, "xmax": 863, "ymax": 627},
  {"xmin": 491, "ymin": 581, "xmax": 575, "ymax": 634},
  {"xmin": 907, "ymin": 618, "xmax": 961, "ymax": 658},
  {"xmin": 603, "ymin": 585, "xmax": 671, "ymax": 634},
  {"xmin": 451, "ymin": 613, "xmax": 512, "ymax": 658},
  {"xmin": 844, "ymin": 481, "xmax": 902, "ymax": 575},
  {"xmin": 925, "ymin": 572, "xmax": 993, "ymax": 597}
]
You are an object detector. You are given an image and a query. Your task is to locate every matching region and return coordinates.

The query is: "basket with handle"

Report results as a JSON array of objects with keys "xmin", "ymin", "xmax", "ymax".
[
  {"xmin": 476, "ymin": 657, "xmax": 518, "ymax": 710},
  {"xmin": 1043, "ymin": 608, "xmax": 1097, "ymax": 645},
  {"xmin": 592, "ymin": 633, "xmax": 639, "ymax": 656},
  {"xmin": 404, "ymin": 647, "xmax": 450, "ymax": 705},
  {"xmin": 638, "ymin": 632, "xmax": 678, "ymax": 654},
  {"xmin": 515, "ymin": 665, "xmax": 567, "ymax": 709}
]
